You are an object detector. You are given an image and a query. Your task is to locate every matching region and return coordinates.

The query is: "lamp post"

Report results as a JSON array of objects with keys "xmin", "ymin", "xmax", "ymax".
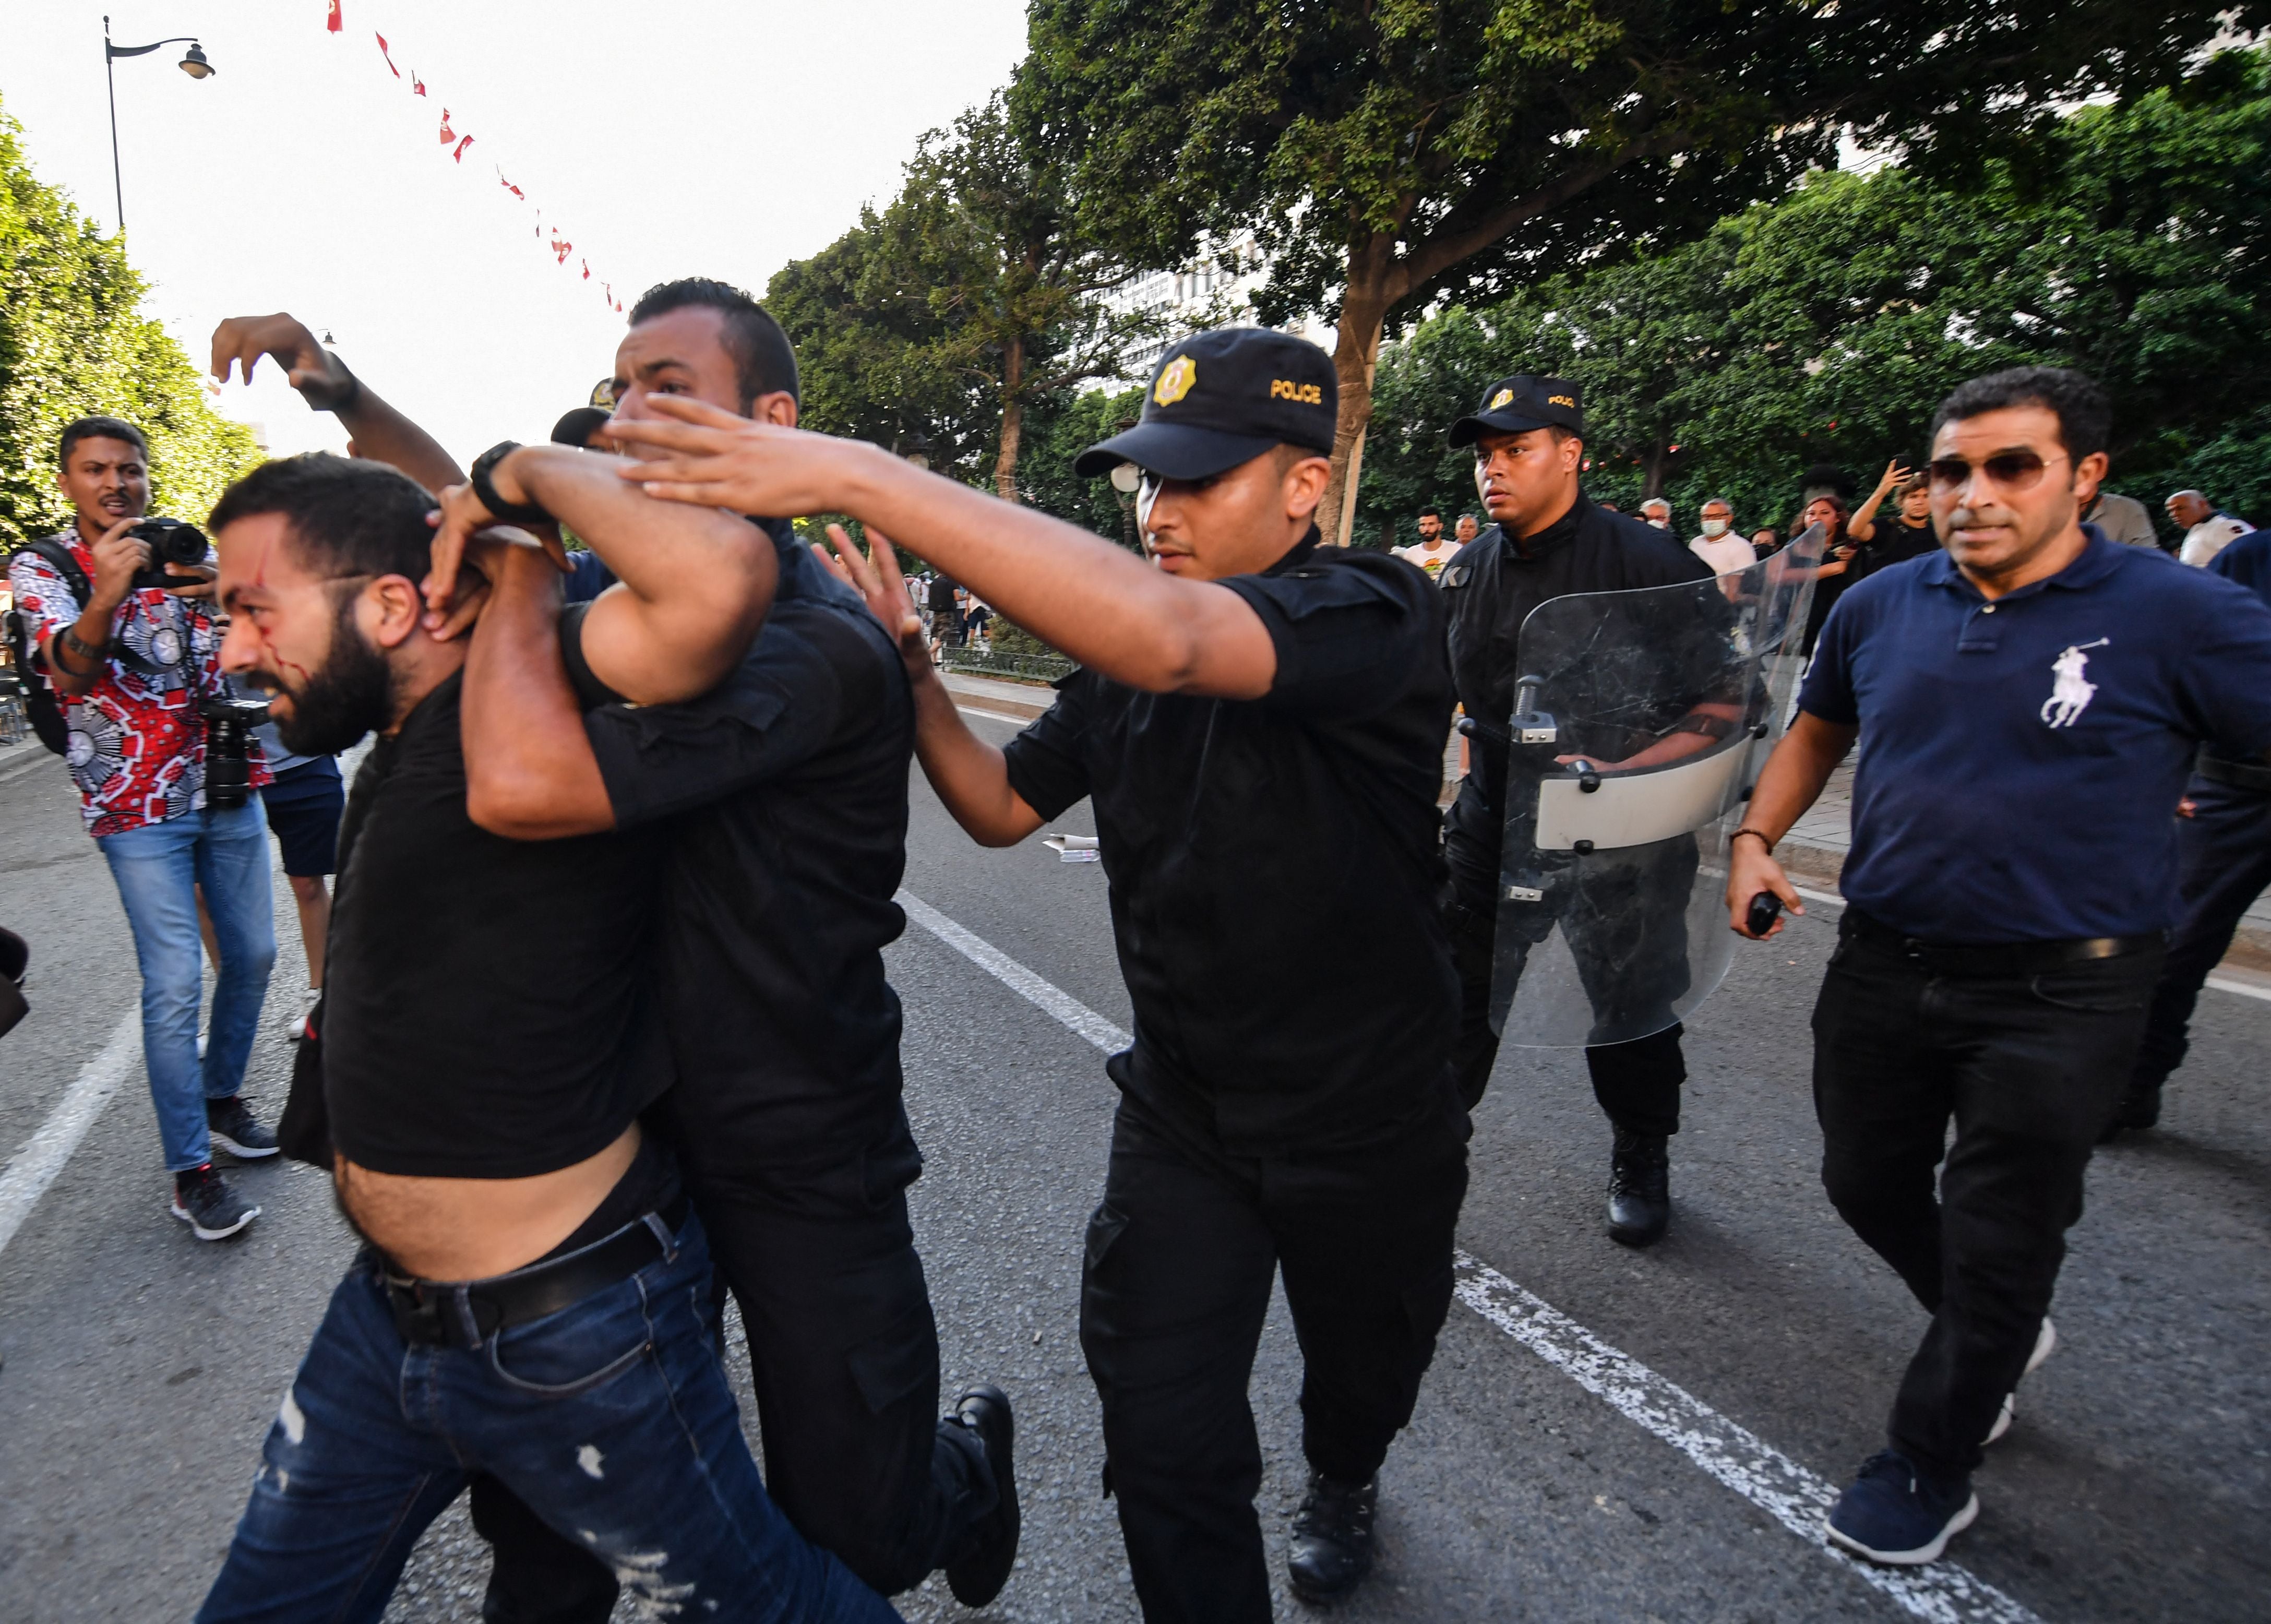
[{"xmin": 104, "ymin": 15, "xmax": 215, "ymax": 234}]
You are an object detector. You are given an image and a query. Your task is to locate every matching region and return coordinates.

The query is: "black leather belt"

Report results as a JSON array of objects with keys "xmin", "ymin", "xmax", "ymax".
[
  {"xmin": 2195, "ymin": 753, "xmax": 2271, "ymax": 793},
  {"xmin": 383, "ymin": 1190, "xmax": 688, "ymax": 1350},
  {"xmin": 1842, "ymin": 907, "xmax": 2160, "ymax": 977}
]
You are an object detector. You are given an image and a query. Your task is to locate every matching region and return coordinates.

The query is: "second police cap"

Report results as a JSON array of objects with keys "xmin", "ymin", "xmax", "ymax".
[
  {"xmin": 1075, "ymin": 327, "xmax": 1337, "ymax": 481},
  {"xmin": 1447, "ymin": 375, "xmax": 1585, "ymax": 447}
]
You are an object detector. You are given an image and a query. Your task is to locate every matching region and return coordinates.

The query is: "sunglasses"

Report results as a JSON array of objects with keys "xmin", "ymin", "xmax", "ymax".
[{"xmin": 1927, "ymin": 450, "xmax": 2067, "ymax": 493}]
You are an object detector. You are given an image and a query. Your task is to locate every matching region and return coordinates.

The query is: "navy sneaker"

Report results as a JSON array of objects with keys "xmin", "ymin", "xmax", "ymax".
[
  {"xmin": 206, "ymin": 1095, "xmax": 280, "ymax": 1160},
  {"xmin": 1826, "ymin": 1450, "xmax": 1977, "ymax": 1566},
  {"xmin": 170, "ymin": 1165, "xmax": 261, "ymax": 1241}
]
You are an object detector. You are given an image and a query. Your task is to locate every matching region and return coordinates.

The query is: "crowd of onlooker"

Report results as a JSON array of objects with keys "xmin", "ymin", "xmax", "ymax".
[{"xmin": 1391, "ymin": 463, "xmax": 2258, "ymax": 585}]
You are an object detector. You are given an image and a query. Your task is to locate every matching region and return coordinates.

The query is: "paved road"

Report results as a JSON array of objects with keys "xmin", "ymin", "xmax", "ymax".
[{"xmin": 1, "ymin": 717, "xmax": 2265, "ymax": 1622}]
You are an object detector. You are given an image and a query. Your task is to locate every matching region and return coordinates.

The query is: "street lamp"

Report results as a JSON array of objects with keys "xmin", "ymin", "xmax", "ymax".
[{"xmin": 104, "ymin": 15, "xmax": 216, "ymax": 235}]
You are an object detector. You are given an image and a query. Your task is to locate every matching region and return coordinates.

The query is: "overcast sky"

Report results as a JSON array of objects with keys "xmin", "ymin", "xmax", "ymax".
[{"xmin": 2, "ymin": 0, "xmax": 1030, "ymax": 468}]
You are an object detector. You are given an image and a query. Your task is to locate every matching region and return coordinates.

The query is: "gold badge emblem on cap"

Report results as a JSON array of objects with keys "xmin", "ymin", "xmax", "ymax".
[
  {"xmin": 1490, "ymin": 387, "xmax": 1515, "ymax": 409},
  {"xmin": 1154, "ymin": 355, "xmax": 1199, "ymax": 407}
]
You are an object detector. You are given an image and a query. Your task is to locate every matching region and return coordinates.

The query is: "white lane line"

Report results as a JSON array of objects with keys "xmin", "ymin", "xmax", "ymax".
[
  {"xmin": 1454, "ymin": 1252, "xmax": 2041, "ymax": 1624},
  {"xmin": 895, "ymin": 886, "xmax": 2042, "ymax": 1624},
  {"xmin": 1780, "ymin": 881, "xmax": 2271, "ymax": 1003},
  {"xmin": 954, "ymin": 705, "xmax": 1036, "ymax": 726},
  {"xmin": 896, "ymin": 890, "xmax": 1131, "ymax": 1054},
  {"xmin": 0, "ymin": 1009, "xmax": 139, "ymax": 1258}
]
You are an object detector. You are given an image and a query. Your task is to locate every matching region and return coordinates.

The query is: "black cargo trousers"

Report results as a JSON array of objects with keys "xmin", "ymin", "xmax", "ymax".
[
  {"xmin": 1444, "ymin": 831, "xmax": 1693, "ymax": 1134},
  {"xmin": 1080, "ymin": 1089, "xmax": 1470, "ymax": 1624},
  {"xmin": 475, "ymin": 1106, "xmax": 993, "ymax": 1621}
]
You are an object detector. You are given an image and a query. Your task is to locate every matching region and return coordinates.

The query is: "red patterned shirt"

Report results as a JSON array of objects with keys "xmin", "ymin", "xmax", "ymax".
[{"xmin": 8, "ymin": 528, "xmax": 269, "ymax": 837}]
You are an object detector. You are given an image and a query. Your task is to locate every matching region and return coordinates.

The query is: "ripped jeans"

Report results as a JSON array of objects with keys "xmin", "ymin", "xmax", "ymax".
[{"xmin": 195, "ymin": 1209, "xmax": 898, "ymax": 1624}]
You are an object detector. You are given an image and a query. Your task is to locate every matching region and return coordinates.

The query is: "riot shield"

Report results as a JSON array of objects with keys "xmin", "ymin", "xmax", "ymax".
[{"xmin": 1488, "ymin": 526, "xmax": 1826, "ymax": 1047}]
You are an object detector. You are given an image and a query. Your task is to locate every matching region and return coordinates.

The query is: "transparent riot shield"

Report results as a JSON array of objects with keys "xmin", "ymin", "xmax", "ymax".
[{"xmin": 1489, "ymin": 526, "xmax": 1826, "ymax": 1047}]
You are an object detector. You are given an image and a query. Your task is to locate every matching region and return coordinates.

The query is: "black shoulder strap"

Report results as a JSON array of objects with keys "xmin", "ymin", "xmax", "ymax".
[{"xmin": 19, "ymin": 537, "xmax": 92, "ymax": 607}]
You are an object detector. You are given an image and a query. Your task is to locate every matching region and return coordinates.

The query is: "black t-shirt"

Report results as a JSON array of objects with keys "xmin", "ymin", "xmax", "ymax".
[
  {"xmin": 1849, "ymin": 516, "xmax": 1940, "ymax": 581},
  {"xmin": 1000, "ymin": 531, "xmax": 1459, "ymax": 1156},
  {"xmin": 563, "ymin": 524, "xmax": 916, "ymax": 1185},
  {"xmin": 927, "ymin": 575, "xmax": 959, "ymax": 613},
  {"xmin": 322, "ymin": 671, "xmax": 671, "ymax": 1179},
  {"xmin": 1442, "ymin": 498, "xmax": 1715, "ymax": 897}
]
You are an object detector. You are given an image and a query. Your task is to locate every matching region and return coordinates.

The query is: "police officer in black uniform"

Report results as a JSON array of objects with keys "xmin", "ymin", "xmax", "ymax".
[
  {"xmin": 2113, "ymin": 520, "xmax": 2271, "ymax": 1136},
  {"xmin": 603, "ymin": 326, "xmax": 1469, "ymax": 1622},
  {"xmin": 1439, "ymin": 376, "xmax": 1718, "ymax": 1246}
]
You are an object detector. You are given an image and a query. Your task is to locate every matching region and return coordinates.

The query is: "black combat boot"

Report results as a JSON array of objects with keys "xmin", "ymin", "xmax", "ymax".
[
  {"xmin": 1606, "ymin": 1128, "xmax": 1670, "ymax": 1247},
  {"xmin": 1287, "ymin": 1470, "xmax": 1377, "ymax": 1602}
]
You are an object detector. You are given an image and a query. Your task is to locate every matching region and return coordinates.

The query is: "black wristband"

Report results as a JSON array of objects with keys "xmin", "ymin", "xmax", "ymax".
[
  {"xmin": 1731, "ymin": 827, "xmax": 1776, "ymax": 855},
  {"xmin": 469, "ymin": 441, "xmax": 551, "ymax": 527}
]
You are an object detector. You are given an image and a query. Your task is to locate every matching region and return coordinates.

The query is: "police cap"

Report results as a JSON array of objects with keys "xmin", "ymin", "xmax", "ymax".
[
  {"xmin": 1075, "ymin": 327, "xmax": 1336, "ymax": 481},
  {"xmin": 1447, "ymin": 375, "xmax": 1585, "ymax": 447}
]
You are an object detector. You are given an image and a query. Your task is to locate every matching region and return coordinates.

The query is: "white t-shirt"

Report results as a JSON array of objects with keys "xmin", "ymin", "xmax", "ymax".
[
  {"xmin": 1689, "ymin": 534, "xmax": 1756, "ymax": 576},
  {"xmin": 1394, "ymin": 540, "xmax": 1459, "ymax": 582},
  {"xmin": 2180, "ymin": 513, "xmax": 2253, "ymax": 567}
]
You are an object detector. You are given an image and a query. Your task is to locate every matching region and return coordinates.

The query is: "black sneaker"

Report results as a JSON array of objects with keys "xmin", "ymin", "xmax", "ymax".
[
  {"xmin": 1607, "ymin": 1129, "xmax": 1670, "ymax": 1247},
  {"xmin": 1826, "ymin": 1450, "xmax": 1977, "ymax": 1566},
  {"xmin": 171, "ymin": 1165, "xmax": 260, "ymax": 1240},
  {"xmin": 1288, "ymin": 1469, "xmax": 1378, "ymax": 1602},
  {"xmin": 206, "ymin": 1095, "xmax": 280, "ymax": 1160},
  {"xmin": 946, "ymin": 1386, "xmax": 1020, "ymax": 1606}
]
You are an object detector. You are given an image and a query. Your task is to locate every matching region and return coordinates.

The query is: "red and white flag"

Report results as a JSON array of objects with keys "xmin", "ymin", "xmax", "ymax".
[
  {"xmin": 412, "ymin": 73, "xmax": 426, "ymax": 97},
  {"xmin": 452, "ymin": 135, "xmax": 475, "ymax": 163},
  {"xmin": 326, "ymin": 1, "xmax": 342, "ymax": 34},
  {"xmin": 374, "ymin": 32, "xmax": 400, "ymax": 76},
  {"xmin": 438, "ymin": 109, "xmax": 456, "ymax": 145}
]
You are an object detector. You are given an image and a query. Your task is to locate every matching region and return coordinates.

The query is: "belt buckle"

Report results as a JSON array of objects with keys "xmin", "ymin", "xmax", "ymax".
[{"xmin": 387, "ymin": 1279, "xmax": 450, "ymax": 1346}]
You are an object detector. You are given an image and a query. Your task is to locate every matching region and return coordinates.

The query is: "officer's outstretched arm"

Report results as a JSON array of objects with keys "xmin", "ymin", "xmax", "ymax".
[
  {"xmin": 609, "ymin": 402, "xmax": 1280, "ymax": 700},
  {"xmin": 819, "ymin": 526, "xmax": 1044, "ymax": 847}
]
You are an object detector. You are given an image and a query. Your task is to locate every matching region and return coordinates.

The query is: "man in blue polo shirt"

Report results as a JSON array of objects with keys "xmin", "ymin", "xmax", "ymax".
[
  {"xmin": 2111, "ymin": 521, "xmax": 2271, "ymax": 1135},
  {"xmin": 1723, "ymin": 366, "xmax": 2271, "ymax": 1566}
]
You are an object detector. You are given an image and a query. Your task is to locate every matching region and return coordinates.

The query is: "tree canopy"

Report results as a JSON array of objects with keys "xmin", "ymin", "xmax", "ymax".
[
  {"xmin": 1357, "ymin": 61, "xmax": 2271, "ymax": 546},
  {"xmin": 1022, "ymin": 0, "xmax": 2267, "ymax": 541},
  {"xmin": 767, "ymin": 93, "xmax": 1160, "ymax": 505},
  {"xmin": 0, "ymin": 102, "xmax": 259, "ymax": 543}
]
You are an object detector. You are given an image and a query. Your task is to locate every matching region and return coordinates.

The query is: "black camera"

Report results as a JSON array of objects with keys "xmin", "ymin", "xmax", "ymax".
[
  {"xmin": 200, "ymin": 696, "xmax": 271, "ymax": 810},
  {"xmin": 130, "ymin": 517, "xmax": 211, "ymax": 591}
]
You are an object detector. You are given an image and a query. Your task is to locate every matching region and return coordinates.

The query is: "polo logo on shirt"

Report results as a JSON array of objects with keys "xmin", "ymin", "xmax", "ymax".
[{"xmin": 2040, "ymin": 638, "xmax": 2109, "ymax": 727}]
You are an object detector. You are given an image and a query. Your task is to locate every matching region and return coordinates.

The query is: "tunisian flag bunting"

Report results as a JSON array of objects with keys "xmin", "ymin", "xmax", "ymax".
[
  {"xmin": 452, "ymin": 135, "xmax": 475, "ymax": 163},
  {"xmin": 375, "ymin": 33, "xmax": 400, "ymax": 76},
  {"xmin": 327, "ymin": 1, "xmax": 342, "ymax": 33},
  {"xmin": 438, "ymin": 109, "xmax": 456, "ymax": 145}
]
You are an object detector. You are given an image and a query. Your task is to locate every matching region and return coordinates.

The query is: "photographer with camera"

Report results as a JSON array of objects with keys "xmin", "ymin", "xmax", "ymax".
[{"xmin": 6, "ymin": 416, "xmax": 279, "ymax": 1242}]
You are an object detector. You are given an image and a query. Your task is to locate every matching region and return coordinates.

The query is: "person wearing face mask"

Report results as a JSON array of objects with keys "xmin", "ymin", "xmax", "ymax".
[
  {"xmin": 601, "ymin": 326, "xmax": 1468, "ymax": 1620},
  {"xmin": 1640, "ymin": 496, "xmax": 1674, "ymax": 529},
  {"xmin": 1688, "ymin": 496, "xmax": 1754, "ymax": 575}
]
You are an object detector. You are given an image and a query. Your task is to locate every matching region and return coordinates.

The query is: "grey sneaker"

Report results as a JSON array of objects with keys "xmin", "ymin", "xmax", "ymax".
[
  {"xmin": 170, "ymin": 1165, "xmax": 260, "ymax": 1240},
  {"xmin": 206, "ymin": 1095, "xmax": 279, "ymax": 1160}
]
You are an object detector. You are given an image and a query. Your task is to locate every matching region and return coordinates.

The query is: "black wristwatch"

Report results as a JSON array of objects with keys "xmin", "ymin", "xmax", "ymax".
[{"xmin": 468, "ymin": 441, "xmax": 551, "ymax": 526}]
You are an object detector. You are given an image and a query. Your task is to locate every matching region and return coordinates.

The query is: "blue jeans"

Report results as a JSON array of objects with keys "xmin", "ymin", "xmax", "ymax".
[
  {"xmin": 96, "ymin": 803, "xmax": 277, "ymax": 1171},
  {"xmin": 196, "ymin": 1209, "xmax": 899, "ymax": 1624}
]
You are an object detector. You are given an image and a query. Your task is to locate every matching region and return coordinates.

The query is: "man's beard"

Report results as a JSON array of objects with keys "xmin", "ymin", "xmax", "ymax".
[{"xmin": 258, "ymin": 598, "xmax": 394, "ymax": 757}]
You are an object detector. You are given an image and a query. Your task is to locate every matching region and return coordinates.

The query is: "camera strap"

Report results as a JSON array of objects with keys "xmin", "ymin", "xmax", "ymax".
[{"xmin": 14, "ymin": 537, "xmax": 173, "ymax": 678}]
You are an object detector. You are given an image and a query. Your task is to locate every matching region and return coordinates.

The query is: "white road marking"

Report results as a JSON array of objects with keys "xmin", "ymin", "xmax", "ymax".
[
  {"xmin": 954, "ymin": 705, "xmax": 1036, "ymax": 726},
  {"xmin": 1454, "ymin": 1252, "xmax": 2042, "ymax": 1624},
  {"xmin": 896, "ymin": 890, "xmax": 1131, "ymax": 1053},
  {"xmin": 0, "ymin": 1009, "xmax": 140, "ymax": 1258},
  {"xmin": 895, "ymin": 887, "xmax": 2044, "ymax": 1624}
]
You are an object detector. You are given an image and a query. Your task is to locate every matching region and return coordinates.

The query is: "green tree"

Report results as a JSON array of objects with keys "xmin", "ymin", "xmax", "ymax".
[
  {"xmin": 1359, "ymin": 59, "xmax": 2271, "ymax": 544},
  {"xmin": 0, "ymin": 102, "xmax": 259, "ymax": 542},
  {"xmin": 1024, "ymin": 0, "xmax": 2261, "ymax": 543},
  {"xmin": 770, "ymin": 93, "xmax": 1161, "ymax": 504}
]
